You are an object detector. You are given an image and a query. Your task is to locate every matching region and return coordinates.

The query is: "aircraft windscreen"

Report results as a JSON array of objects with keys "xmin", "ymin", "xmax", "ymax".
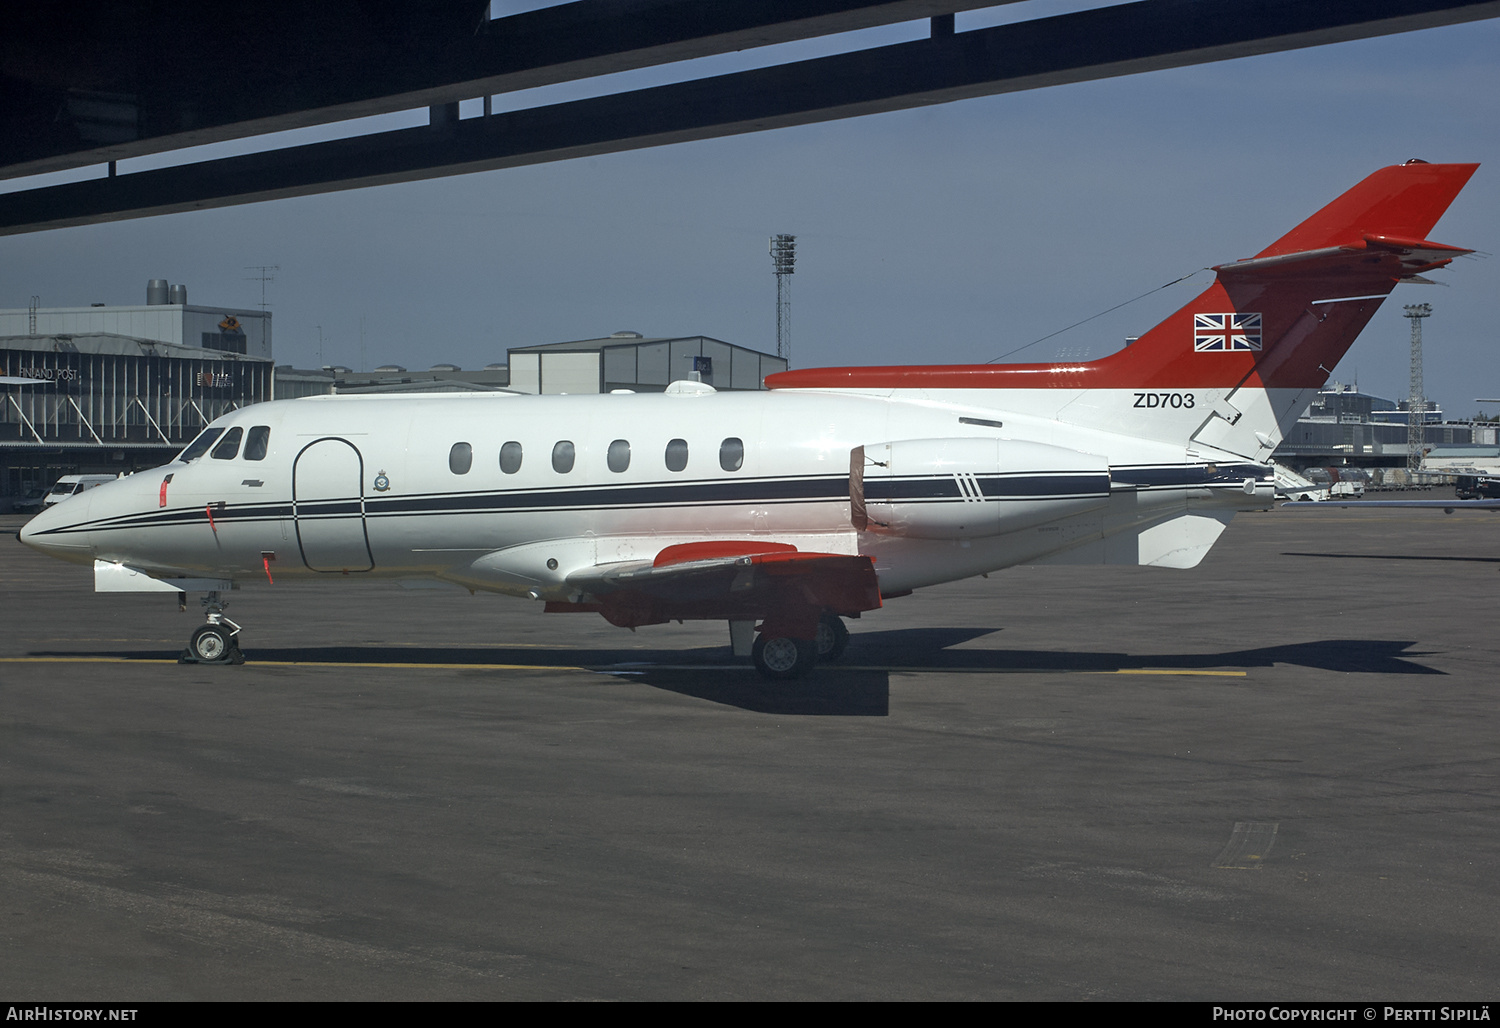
[{"xmin": 177, "ymin": 427, "xmax": 225, "ymax": 463}]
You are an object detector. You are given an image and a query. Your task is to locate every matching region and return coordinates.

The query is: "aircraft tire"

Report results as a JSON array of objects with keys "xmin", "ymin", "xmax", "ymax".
[
  {"xmin": 752, "ymin": 635, "xmax": 817, "ymax": 680},
  {"xmin": 189, "ymin": 624, "xmax": 233, "ymax": 663},
  {"xmin": 815, "ymin": 614, "xmax": 850, "ymax": 662}
]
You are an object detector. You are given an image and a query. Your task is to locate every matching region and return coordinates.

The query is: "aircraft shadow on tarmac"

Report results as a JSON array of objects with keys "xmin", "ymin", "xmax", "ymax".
[
  {"xmin": 1283, "ymin": 551, "xmax": 1500, "ymax": 564},
  {"xmin": 34, "ymin": 627, "xmax": 1443, "ymax": 717}
]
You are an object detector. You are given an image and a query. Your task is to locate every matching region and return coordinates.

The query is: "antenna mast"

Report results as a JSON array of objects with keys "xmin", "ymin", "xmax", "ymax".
[{"xmin": 245, "ymin": 265, "xmax": 280, "ymax": 311}]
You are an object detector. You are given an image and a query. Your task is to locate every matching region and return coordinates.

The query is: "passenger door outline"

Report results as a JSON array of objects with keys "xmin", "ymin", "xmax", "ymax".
[{"xmin": 292, "ymin": 437, "xmax": 375, "ymax": 572}]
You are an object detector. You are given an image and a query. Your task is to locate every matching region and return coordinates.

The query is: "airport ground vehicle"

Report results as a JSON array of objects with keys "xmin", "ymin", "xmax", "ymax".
[{"xmin": 41, "ymin": 474, "xmax": 119, "ymax": 509}]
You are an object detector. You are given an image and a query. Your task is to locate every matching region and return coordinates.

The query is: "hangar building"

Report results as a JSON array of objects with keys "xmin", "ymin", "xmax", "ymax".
[
  {"xmin": 272, "ymin": 333, "xmax": 787, "ymax": 398},
  {"xmin": 506, "ymin": 333, "xmax": 787, "ymax": 394}
]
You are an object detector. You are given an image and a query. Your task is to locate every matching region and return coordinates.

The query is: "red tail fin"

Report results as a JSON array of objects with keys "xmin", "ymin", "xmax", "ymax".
[
  {"xmin": 768, "ymin": 162, "xmax": 1477, "ymax": 393},
  {"xmin": 1258, "ymin": 160, "xmax": 1479, "ymax": 257}
]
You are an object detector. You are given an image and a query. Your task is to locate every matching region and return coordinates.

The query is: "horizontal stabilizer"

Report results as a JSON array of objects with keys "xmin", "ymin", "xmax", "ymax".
[
  {"xmin": 1027, "ymin": 511, "xmax": 1233, "ymax": 568},
  {"xmin": 1214, "ymin": 234, "xmax": 1473, "ymax": 283}
]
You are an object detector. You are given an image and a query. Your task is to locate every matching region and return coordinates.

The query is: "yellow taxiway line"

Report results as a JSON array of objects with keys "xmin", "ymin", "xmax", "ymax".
[{"xmin": 0, "ymin": 655, "xmax": 1245, "ymax": 676}]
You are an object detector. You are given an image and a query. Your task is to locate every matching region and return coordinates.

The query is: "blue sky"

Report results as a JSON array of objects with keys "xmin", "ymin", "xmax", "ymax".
[{"xmin": 3, "ymin": 4, "xmax": 1497, "ymax": 414}]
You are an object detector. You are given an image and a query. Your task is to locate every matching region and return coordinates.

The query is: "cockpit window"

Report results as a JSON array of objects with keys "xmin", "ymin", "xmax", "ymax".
[
  {"xmin": 178, "ymin": 428, "xmax": 224, "ymax": 462},
  {"xmin": 244, "ymin": 426, "xmax": 270, "ymax": 461},
  {"xmin": 211, "ymin": 427, "xmax": 243, "ymax": 460}
]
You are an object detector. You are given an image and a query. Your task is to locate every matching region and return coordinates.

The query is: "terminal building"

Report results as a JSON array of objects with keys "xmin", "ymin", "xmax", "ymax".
[
  {"xmin": 1271, "ymin": 381, "xmax": 1497, "ymax": 483},
  {"xmin": 3, "ymin": 291, "xmax": 787, "ymax": 510},
  {"xmin": 0, "ymin": 281, "xmax": 271, "ymax": 358},
  {"xmin": 1, "ymin": 281, "xmax": 273, "ymax": 508}
]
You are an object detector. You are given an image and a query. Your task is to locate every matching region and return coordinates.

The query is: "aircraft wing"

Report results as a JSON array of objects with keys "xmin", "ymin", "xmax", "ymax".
[{"xmin": 550, "ymin": 541, "xmax": 883, "ymax": 637}]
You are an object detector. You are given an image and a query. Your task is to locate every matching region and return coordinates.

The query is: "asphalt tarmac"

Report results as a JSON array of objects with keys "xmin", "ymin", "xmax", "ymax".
[{"xmin": 1, "ymin": 505, "xmax": 1497, "ymax": 1000}]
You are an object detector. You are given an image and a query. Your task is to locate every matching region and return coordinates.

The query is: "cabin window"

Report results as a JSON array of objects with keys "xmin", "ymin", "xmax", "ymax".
[
  {"xmin": 719, "ymin": 437, "xmax": 744, "ymax": 472},
  {"xmin": 607, "ymin": 439, "xmax": 631, "ymax": 473},
  {"xmin": 552, "ymin": 440, "xmax": 575, "ymax": 474},
  {"xmin": 500, "ymin": 441, "xmax": 523, "ymax": 474},
  {"xmin": 178, "ymin": 428, "xmax": 223, "ymax": 462},
  {"xmin": 244, "ymin": 426, "xmax": 270, "ymax": 461},
  {"xmin": 211, "ymin": 427, "xmax": 243, "ymax": 460},
  {"xmin": 449, "ymin": 442, "xmax": 473, "ymax": 475},
  {"xmin": 665, "ymin": 438, "xmax": 688, "ymax": 473}
]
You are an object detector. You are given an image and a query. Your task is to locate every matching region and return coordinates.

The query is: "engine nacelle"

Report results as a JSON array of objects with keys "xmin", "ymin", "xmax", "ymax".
[{"xmin": 851, "ymin": 437, "xmax": 1110, "ymax": 539}]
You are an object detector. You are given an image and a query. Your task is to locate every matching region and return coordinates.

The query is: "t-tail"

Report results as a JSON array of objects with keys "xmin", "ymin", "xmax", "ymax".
[{"xmin": 769, "ymin": 160, "xmax": 1478, "ymax": 462}]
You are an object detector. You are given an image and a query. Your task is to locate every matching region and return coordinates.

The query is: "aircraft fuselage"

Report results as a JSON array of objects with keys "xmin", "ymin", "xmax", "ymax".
[{"xmin": 21, "ymin": 386, "xmax": 1269, "ymax": 599}]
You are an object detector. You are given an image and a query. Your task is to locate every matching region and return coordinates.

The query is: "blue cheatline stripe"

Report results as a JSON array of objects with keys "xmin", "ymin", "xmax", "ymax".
[
  {"xmin": 32, "ymin": 463, "xmax": 1254, "ymax": 538},
  {"xmin": 865, "ymin": 473, "xmax": 1109, "ymax": 502},
  {"xmin": 367, "ymin": 474, "xmax": 847, "ymax": 515},
  {"xmin": 977, "ymin": 473, "xmax": 1110, "ymax": 498},
  {"xmin": 28, "ymin": 475, "xmax": 849, "ymax": 536}
]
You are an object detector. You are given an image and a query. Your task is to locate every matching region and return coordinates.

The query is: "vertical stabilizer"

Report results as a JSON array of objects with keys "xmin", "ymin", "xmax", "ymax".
[
  {"xmin": 767, "ymin": 162, "xmax": 1477, "ymax": 460},
  {"xmin": 1087, "ymin": 161, "xmax": 1478, "ymax": 397}
]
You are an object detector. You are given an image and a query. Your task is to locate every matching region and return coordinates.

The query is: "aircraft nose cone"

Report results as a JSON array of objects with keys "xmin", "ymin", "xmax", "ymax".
[{"xmin": 18, "ymin": 493, "xmax": 96, "ymax": 565}]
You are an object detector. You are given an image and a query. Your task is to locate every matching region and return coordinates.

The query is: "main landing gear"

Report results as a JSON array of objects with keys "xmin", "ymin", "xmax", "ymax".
[
  {"xmin": 752, "ymin": 634, "xmax": 818, "ymax": 680},
  {"xmin": 180, "ymin": 592, "xmax": 244, "ymax": 665},
  {"xmin": 814, "ymin": 613, "xmax": 850, "ymax": 662},
  {"xmin": 750, "ymin": 613, "xmax": 850, "ymax": 680}
]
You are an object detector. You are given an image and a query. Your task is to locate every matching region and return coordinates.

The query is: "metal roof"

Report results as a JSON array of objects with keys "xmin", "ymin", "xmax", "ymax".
[{"xmin": 0, "ymin": 332, "xmax": 272, "ymax": 362}]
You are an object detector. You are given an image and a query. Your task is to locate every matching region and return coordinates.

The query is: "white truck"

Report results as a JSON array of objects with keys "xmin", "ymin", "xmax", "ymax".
[{"xmin": 41, "ymin": 474, "xmax": 119, "ymax": 508}]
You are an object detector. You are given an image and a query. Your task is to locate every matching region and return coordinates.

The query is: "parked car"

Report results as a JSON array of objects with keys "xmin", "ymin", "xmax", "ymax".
[{"xmin": 12, "ymin": 488, "xmax": 47, "ymax": 516}]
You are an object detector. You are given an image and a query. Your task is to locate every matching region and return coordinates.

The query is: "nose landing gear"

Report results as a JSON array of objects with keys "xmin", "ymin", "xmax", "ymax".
[{"xmin": 180, "ymin": 592, "xmax": 244, "ymax": 664}]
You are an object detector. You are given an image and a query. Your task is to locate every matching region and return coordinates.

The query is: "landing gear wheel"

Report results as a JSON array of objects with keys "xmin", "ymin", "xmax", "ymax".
[
  {"xmin": 187, "ymin": 624, "xmax": 236, "ymax": 663},
  {"xmin": 752, "ymin": 635, "xmax": 818, "ymax": 681},
  {"xmin": 815, "ymin": 614, "xmax": 850, "ymax": 662}
]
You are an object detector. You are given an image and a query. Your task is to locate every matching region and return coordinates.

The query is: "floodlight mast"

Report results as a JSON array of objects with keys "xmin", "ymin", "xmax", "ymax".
[
  {"xmin": 770, "ymin": 234, "xmax": 796, "ymax": 362},
  {"xmin": 1404, "ymin": 303, "xmax": 1433, "ymax": 477}
]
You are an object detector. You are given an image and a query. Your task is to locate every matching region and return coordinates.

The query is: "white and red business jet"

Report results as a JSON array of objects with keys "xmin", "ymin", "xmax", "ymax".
[{"xmin": 20, "ymin": 161, "xmax": 1478, "ymax": 678}]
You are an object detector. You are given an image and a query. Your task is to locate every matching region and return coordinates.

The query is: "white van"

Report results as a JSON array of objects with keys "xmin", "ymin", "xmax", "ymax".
[{"xmin": 42, "ymin": 474, "xmax": 119, "ymax": 508}]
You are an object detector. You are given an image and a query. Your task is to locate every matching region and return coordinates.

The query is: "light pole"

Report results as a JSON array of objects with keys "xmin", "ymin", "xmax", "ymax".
[
  {"xmin": 1404, "ymin": 303, "xmax": 1433, "ymax": 477},
  {"xmin": 770, "ymin": 234, "xmax": 796, "ymax": 363}
]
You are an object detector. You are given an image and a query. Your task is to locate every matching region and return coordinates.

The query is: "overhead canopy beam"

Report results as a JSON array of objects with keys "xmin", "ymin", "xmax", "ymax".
[
  {"xmin": 1, "ymin": 0, "xmax": 1008, "ymax": 180},
  {"xmin": 3, "ymin": 0, "xmax": 1497, "ymax": 236}
]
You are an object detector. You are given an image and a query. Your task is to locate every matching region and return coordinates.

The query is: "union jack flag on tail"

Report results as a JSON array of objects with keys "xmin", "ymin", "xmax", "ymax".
[{"xmin": 1194, "ymin": 312, "xmax": 1262, "ymax": 352}]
